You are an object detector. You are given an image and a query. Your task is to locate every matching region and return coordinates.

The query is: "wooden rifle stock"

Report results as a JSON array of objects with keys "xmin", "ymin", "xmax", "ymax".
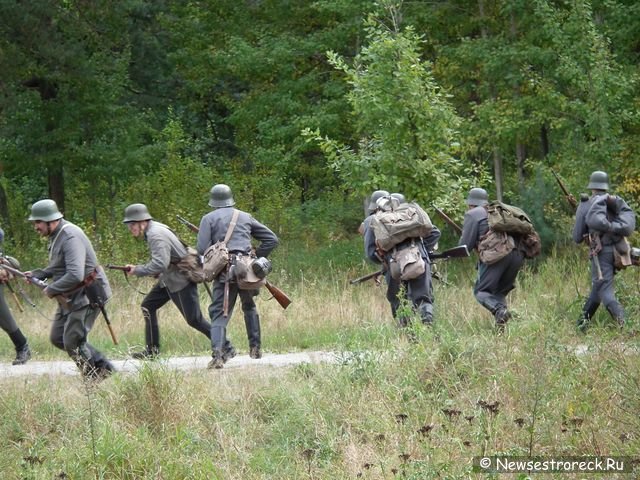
[
  {"xmin": 551, "ymin": 169, "xmax": 578, "ymax": 210},
  {"xmin": 350, "ymin": 269, "xmax": 384, "ymax": 285},
  {"xmin": 106, "ymin": 264, "xmax": 132, "ymax": 272},
  {"xmin": 432, "ymin": 205, "xmax": 462, "ymax": 235},
  {"xmin": 265, "ymin": 281, "xmax": 292, "ymax": 309},
  {"xmin": 99, "ymin": 305, "xmax": 119, "ymax": 345},
  {"xmin": 176, "ymin": 215, "xmax": 200, "ymax": 234}
]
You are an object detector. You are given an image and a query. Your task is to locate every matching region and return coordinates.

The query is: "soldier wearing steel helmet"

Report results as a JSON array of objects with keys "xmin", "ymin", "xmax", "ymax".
[
  {"xmin": 358, "ymin": 190, "xmax": 390, "ymax": 236},
  {"xmin": 363, "ymin": 192, "xmax": 441, "ymax": 326},
  {"xmin": 197, "ymin": 184, "xmax": 279, "ymax": 369},
  {"xmin": 26, "ymin": 199, "xmax": 115, "ymax": 379},
  {"xmin": 458, "ymin": 188, "xmax": 524, "ymax": 329},
  {"xmin": 122, "ymin": 203, "xmax": 211, "ymax": 359},
  {"xmin": 572, "ymin": 171, "xmax": 636, "ymax": 330},
  {"xmin": 0, "ymin": 227, "xmax": 31, "ymax": 365}
]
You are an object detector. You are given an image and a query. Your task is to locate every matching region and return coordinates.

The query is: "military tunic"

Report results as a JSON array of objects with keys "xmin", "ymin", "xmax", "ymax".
[
  {"xmin": 131, "ymin": 220, "xmax": 211, "ymax": 351},
  {"xmin": 197, "ymin": 207, "xmax": 278, "ymax": 357}
]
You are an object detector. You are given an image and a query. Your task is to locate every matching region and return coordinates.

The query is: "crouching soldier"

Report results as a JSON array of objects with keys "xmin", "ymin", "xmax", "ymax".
[
  {"xmin": 27, "ymin": 199, "xmax": 115, "ymax": 380},
  {"xmin": 122, "ymin": 203, "xmax": 212, "ymax": 358}
]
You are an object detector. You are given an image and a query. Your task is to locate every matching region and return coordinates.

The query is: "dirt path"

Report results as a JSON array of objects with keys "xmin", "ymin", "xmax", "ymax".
[{"xmin": 0, "ymin": 351, "xmax": 337, "ymax": 379}]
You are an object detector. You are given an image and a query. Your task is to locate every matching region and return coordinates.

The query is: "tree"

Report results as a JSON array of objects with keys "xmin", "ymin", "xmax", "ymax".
[{"xmin": 305, "ymin": 1, "xmax": 471, "ymax": 208}]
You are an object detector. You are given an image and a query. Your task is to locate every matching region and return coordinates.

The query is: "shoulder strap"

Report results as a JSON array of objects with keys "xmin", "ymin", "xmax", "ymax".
[
  {"xmin": 223, "ymin": 209, "xmax": 240, "ymax": 244},
  {"xmin": 48, "ymin": 223, "xmax": 70, "ymax": 262}
]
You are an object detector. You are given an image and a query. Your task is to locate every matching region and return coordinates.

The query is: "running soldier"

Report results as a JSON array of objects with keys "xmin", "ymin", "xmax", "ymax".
[
  {"xmin": 573, "ymin": 171, "xmax": 636, "ymax": 330},
  {"xmin": 122, "ymin": 203, "xmax": 211, "ymax": 358},
  {"xmin": 458, "ymin": 188, "xmax": 525, "ymax": 329},
  {"xmin": 27, "ymin": 199, "xmax": 114, "ymax": 379}
]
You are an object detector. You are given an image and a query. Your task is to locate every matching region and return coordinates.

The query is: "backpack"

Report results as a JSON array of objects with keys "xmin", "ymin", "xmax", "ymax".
[
  {"xmin": 486, "ymin": 201, "xmax": 534, "ymax": 235},
  {"xmin": 388, "ymin": 241, "xmax": 426, "ymax": 281},
  {"xmin": 370, "ymin": 202, "xmax": 433, "ymax": 251},
  {"xmin": 175, "ymin": 246, "xmax": 209, "ymax": 283},
  {"xmin": 201, "ymin": 209, "xmax": 240, "ymax": 281},
  {"xmin": 477, "ymin": 230, "xmax": 515, "ymax": 265},
  {"xmin": 520, "ymin": 230, "xmax": 542, "ymax": 259}
]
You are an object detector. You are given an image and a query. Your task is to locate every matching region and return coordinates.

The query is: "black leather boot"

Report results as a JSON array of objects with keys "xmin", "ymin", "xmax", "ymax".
[
  {"xmin": 132, "ymin": 345, "xmax": 159, "ymax": 360},
  {"xmin": 12, "ymin": 343, "xmax": 31, "ymax": 365}
]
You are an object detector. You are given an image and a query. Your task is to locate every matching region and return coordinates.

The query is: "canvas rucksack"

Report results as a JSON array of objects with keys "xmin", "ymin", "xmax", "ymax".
[
  {"xmin": 482, "ymin": 200, "xmax": 541, "ymax": 260},
  {"xmin": 477, "ymin": 230, "xmax": 515, "ymax": 265},
  {"xmin": 370, "ymin": 201, "xmax": 433, "ymax": 251},
  {"xmin": 486, "ymin": 201, "xmax": 534, "ymax": 235}
]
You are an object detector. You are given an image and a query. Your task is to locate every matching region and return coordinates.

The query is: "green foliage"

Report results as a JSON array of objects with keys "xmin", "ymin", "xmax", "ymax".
[{"xmin": 306, "ymin": 2, "xmax": 471, "ymax": 206}]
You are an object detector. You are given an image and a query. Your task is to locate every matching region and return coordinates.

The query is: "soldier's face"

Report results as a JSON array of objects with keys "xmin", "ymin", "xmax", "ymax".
[
  {"xmin": 127, "ymin": 222, "xmax": 143, "ymax": 238},
  {"xmin": 32, "ymin": 221, "xmax": 50, "ymax": 236}
]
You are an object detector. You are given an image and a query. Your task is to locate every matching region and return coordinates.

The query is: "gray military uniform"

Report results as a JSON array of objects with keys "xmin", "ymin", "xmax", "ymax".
[
  {"xmin": 132, "ymin": 220, "xmax": 211, "ymax": 351},
  {"xmin": 363, "ymin": 214, "xmax": 441, "ymax": 325},
  {"xmin": 197, "ymin": 207, "xmax": 278, "ymax": 357},
  {"xmin": 30, "ymin": 219, "xmax": 112, "ymax": 372},
  {"xmin": 458, "ymin": 205, "xmax": 524, "ymax": 317},
  {"xmin": 572, "ymin": 193, "xmax": 636, "ymax": 323}
]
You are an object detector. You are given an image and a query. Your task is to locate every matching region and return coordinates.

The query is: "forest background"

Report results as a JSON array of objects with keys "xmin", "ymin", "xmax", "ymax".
[{"xmin": 1, "ymin": 0, "xmax": 639, "ymax": 267}]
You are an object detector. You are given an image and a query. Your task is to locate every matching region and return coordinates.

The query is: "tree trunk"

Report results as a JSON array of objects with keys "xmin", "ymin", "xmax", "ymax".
[
  {"xmin": 540, "ymin": 124, "xmax": 550, "ymax": 157},
  {"xmin": 516, "ymin": 141, "xmax": 526, "ymax": 185},
  {"xmin": 48, "ymin": 165, "xmax": 65, "ymax": 213},
  {"xmin": 479, "ymin": 0, "xmax": 503, "ymax": 199},
  {"xmin": 0, "ymin": 182, "xmax": 9, "ymax": 225},
  {"xmin": 493, "ymin": 148, "xmax": 503, "ymax": 202}
]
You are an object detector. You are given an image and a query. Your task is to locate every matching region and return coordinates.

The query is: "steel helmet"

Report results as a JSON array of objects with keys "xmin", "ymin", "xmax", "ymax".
[
  {"xmin": 390, "ymin": 193, "xmax": 406, "ymax": 204},
  {"xmin": 367, "ymin": 190, "xmax": 390, "ymax": 214},
  {"xmin": 28, "ymin": 199, "xmax": 63, "ymax": 222},
  {"xmin": 208, "ymin": 184, "xmax": 235, "ymax": 208},
  {"xmin": 465, "ymin": 188, "xmax": 489, "ymax": 206},
  {"xmin": 123, "ymin": 203, "xmax": 152, "ymax": 223},
  {"xmin": 587, "ymin": 171, "xmax": 609, "ymax": 191}
]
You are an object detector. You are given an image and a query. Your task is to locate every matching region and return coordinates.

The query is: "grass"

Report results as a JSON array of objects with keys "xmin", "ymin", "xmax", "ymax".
[{"xmin": 0, "ymin": 247, "xmax": 639, "ymax": 479}]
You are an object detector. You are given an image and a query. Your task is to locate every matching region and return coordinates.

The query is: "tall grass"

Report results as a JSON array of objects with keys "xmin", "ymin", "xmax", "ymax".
[{"xmin": 0, "ymin": 247, "xmax": 638, "ymax": 479}]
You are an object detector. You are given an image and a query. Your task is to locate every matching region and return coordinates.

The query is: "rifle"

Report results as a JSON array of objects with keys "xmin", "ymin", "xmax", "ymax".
[
  {"xmin": 432, "ymin": 205, "xmax": 462, "ymax": 235},
  {"xmin": 0, "ymin": 263, "xmax": 71, "ymax": 311},
  {"xmin": 350, "ymin": 269, "xmax": 384, "ymax": 285},
  {"xmin": 105, "ymin": 264, "xmax": 132, "ymax": 273},
  {"xmin": 177, "ymin": 216, "xmax": 292, "ymax": 309},
  {"xmin": 551, "ymin": 169, "xmax": 578, "ymax": 210},
  {"xmin": 430, "ymin": 244, "xmax": 470, "ymax": 260},
  {"xmin": 350, "ymin": 245, "xmax": 469, "ymax": 285},
  {"xmin": 586, "ymin": 233, "xmax": 604, "ymax": 280},
  {"xmin": 176, "ymin": 215, "xmax": 199, "ymax": 234}
]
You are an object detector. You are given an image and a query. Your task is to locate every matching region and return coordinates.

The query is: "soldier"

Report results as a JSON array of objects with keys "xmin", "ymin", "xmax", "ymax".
[
  {"xmin": 572, "ymin": 171, "xmax": 636, "ymax": 330},
  {"xmin": 122, "ymin": 203, "xmax": 212, "ymax": 358},
  {"xmin": 197, "ymin": 184, "xmax": 278, "ymax": 369},
  {"xmin": 458, "ymin": 188, "xmax": 524, "ymax": 329},
  {"xmin": 364, "ymin": 193, "xmax": 441, "ymax": 326},
  {"xmin": 358, "ymin": 190, "xmax": 389, "ymax": 236},
  {"xmin": 26, "ymin": 199, "xmax": 114, "ymax": 379},
  {"xmin": 0, "ymin": 227, "xmax": 31, "ymax": 365}
]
